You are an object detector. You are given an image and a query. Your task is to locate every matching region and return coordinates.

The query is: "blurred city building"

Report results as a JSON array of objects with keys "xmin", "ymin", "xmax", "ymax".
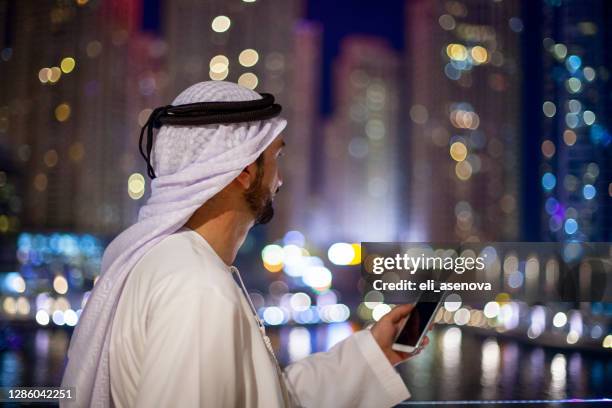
[
  {"xmin": 0, "ymin": 0, "xmax": 161, "ymax": 236},
  {"xmin": 284, "ymin": 21, "xmax": 323, "ymax": 237},
  {"xmin": 538, "ymin": 0, "xmax": 612, "ymax": 242},
  {"xmin": 0, "ymin": 146, "xmax": 20, "ymax": 268},
  {"xmin": 403, "ymin": 0, "xmax": 522, "ymax": 242},
  {"xmin": 321, "ymin": 36, "xmax": 401, "ymax": 243}
]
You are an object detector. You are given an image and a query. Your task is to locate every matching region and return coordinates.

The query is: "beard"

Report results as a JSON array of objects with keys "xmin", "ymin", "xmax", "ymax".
[
  {"xmin": 244, "ymin": 176, "xmax": 277, "ymax": 225},
  {"xmin": 254, "ymin": 197, "xmax": 275, "ymax": 225}
]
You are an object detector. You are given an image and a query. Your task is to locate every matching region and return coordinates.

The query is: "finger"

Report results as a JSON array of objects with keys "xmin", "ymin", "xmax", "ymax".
[
  {"xmin": 421, "ymin": 336, "xmax": 430, "ymax": 347},
  {"xmin": 415, "ymin": 338, "xmax": 429, "ymax": 353},
  {"xmin": 385, "ymin": 304, "xmax": 415, "ymax": 323}
]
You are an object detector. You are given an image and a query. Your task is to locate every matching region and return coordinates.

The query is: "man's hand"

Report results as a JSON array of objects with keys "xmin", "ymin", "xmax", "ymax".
[{"xmin": 370, "ymin": 304, "xmax": 431, "ymax": 366}]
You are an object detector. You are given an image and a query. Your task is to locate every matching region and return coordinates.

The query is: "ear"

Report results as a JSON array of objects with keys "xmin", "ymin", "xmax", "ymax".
[{"xmin": 235, "ymin": 162, "xmax": 258, "ymax": 190}]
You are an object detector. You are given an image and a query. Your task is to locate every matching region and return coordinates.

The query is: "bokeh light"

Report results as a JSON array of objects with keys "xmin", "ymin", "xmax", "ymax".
[
  {"xmin": 542, "ymin": 172, "xmax": 556, "ymax": 190},
  {"xmin": 53, "ymin": 275, "xmax": 68, "ymax": 295},
  {"xmin": 455, "ymin": 160, "xmax": 473, "ymax": 180},
  {"xmin": 564, "ymin": 218, "xmax": 578, "ymax": 234},
  {"xmin": 55, "ymin": 103, "xmax": 71, "ymax": 122},
  {"xmin": 470, "ymin": 46, "xmax": 488, "ymax": 64},
  {"xmin": 541, "ymin": 140, "xmax": 555, "ymax": 158},
  {"xmin": 328, "ymin": 242, "xmax": 355, "ymax": 265},
  {"xmin": 60, "ymin": 57, "xmax": 76, "ymax": 73},
  {"xmin": 582, "ymin": 184, "xmax": 596, "ymax": 200},
  {"xmin": 238, "ymin": 72, "xmax": 258, "ymax": 89},
  {"xmin": 211, "ymin": 15, "xmax": 231, "ymax": 33},
  {"xmin": 238, "ymin": 49, "xmax": 259, "ymax": 67},
  {"xmin": 542, "ymin": 101, "xmax": 556, "ymax": 117},
  {"xmin": 553, "ymin": 312, "xmax": 567, "ymax": 328},
  {"xmin": 450, "ymin": 142, "xmax": 468, "ymax": 162},
  {"xmin": 446, "ymin": 43, "xmax": 468, "ymax": 61},
  {"xmin": 127, "ymin": 173, "xmax": 146, "ymax": 200},
  {"xmin": 372, "ymin": 303, "xmax": 391, "ymax": 321},
  {"xmin": 262, "ymin": 244, "xmax": 283, "ymax": 266}
]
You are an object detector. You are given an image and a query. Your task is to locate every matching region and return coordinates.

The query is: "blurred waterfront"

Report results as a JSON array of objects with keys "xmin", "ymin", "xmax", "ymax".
[{"xmin": 1, "ymin": 324, "xmax": 610, "ymax": 404}]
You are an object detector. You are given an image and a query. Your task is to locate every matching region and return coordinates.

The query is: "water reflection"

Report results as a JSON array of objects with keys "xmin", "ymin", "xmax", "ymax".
[
  {"xmin": 0, "ymin": 351, "xmax": 23, "ymax": 387},
  {"xmin": 33, "ymin": 330, "xmax": 49, "ymax": 385},
  {"xmin": 480, "ymin": 337, "xmax": 499, "ymax": 398},
  {"xmin": 0, "ymin": 327, "xmax": 68, "ymax": 388},
  {"xmin": 395, "ymin": 327, "xmax": 610, "ymax": 402},
  {"xmin": 402, "ymin": 331, "xmax": 435, "ymax": 401},
  {"xmin": 528, "ymin": 347, "xmax": 545, "ymax": 398},
  {"xmin": 500, "ymin": 342, "xmax": 519, "ymax": 398},
  {"xmin": 568, "ymin": 352, "xmax": 585, "ymax": 397},
  {"xmin": 0, "ymin": 325, "xmax": 610, "ymax": 403},
  {"xmin": 549, "ymin": 353, "xmax": 567, "ymax": 399},
  {"xmin": 440, "ymin": 327, "xmax": 462, "ymax": 399}
]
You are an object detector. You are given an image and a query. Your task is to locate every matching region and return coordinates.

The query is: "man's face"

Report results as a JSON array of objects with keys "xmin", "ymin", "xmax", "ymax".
[{"xmin": 244, "ymin": 136, "xmax": 285, "ymax": 225}]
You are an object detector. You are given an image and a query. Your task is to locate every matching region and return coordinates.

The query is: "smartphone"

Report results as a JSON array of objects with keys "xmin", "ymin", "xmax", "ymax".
[{"xmin": 392, "ymin": 291, "xmax": 446, "ymax": 353}]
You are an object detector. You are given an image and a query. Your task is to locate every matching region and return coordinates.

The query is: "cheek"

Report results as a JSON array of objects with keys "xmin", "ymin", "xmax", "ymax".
[
  {"xmin": 267, "ymin": 161, "xmax": 280, "ymax": 183},
  {"xmin": 261, "ymin": 162, "xmax": 277, "ymax": 189}
]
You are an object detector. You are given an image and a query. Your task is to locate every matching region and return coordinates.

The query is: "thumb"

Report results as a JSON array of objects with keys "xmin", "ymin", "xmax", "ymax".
[{"xmin": 385, "ymin": 304, "xmax": 414, "ymax": 323}]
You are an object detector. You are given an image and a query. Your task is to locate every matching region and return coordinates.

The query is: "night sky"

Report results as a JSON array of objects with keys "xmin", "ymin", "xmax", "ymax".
[{"xmin": 306, "ymin": 0, "xmax": 405, "ymax": 116}]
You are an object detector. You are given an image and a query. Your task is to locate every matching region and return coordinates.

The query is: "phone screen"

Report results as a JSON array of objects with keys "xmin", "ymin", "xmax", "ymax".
[{"xmin": 394, "ymin": 293, "xmax": 444, "ymax": 347}]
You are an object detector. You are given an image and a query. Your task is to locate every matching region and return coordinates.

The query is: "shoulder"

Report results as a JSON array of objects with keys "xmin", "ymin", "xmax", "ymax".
[{"xmin": 128, "ymin": 230, "xmax": 239, "ymax": 303}]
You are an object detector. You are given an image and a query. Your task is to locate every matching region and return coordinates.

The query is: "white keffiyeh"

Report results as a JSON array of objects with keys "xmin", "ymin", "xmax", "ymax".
[{"xmin": 60, "ymin": 81, "xmax": 287, "ymax": 407}]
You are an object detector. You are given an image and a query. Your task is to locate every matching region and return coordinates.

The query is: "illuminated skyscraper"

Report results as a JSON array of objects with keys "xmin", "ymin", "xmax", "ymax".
[
  {"xmin": 0, "ymin": 0, "xmax": 162, "ymax": 235},
  {"xmin": 538, "ymin": 0, "xmax": 611, "ymax": 241},
  {"xmin": 403, "ymin": 0, "xmax": 522, "ymax": 242},
  {"xmin": 73, "ymin": 29, "xmax": 165, "ymax": 235},
  {"xmin": 276, "ymin": 21, "xmax": 322, "ymax": 238},
  {"xmin": 0, "ymin": 0, "xmax": 85, "ymax": 230},
  {"xmin": 0, "ymin": 6, "xmax": 21, "ymax": 250},
  {"xmin": 322, "ymin": 36, "xmax": 400, "ymax": 243}
]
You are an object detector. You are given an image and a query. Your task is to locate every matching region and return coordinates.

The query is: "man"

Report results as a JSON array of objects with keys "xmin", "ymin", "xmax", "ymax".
[{"xmin": 61, "ymin": 81, "xmax": 429, "ymax": 407}]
